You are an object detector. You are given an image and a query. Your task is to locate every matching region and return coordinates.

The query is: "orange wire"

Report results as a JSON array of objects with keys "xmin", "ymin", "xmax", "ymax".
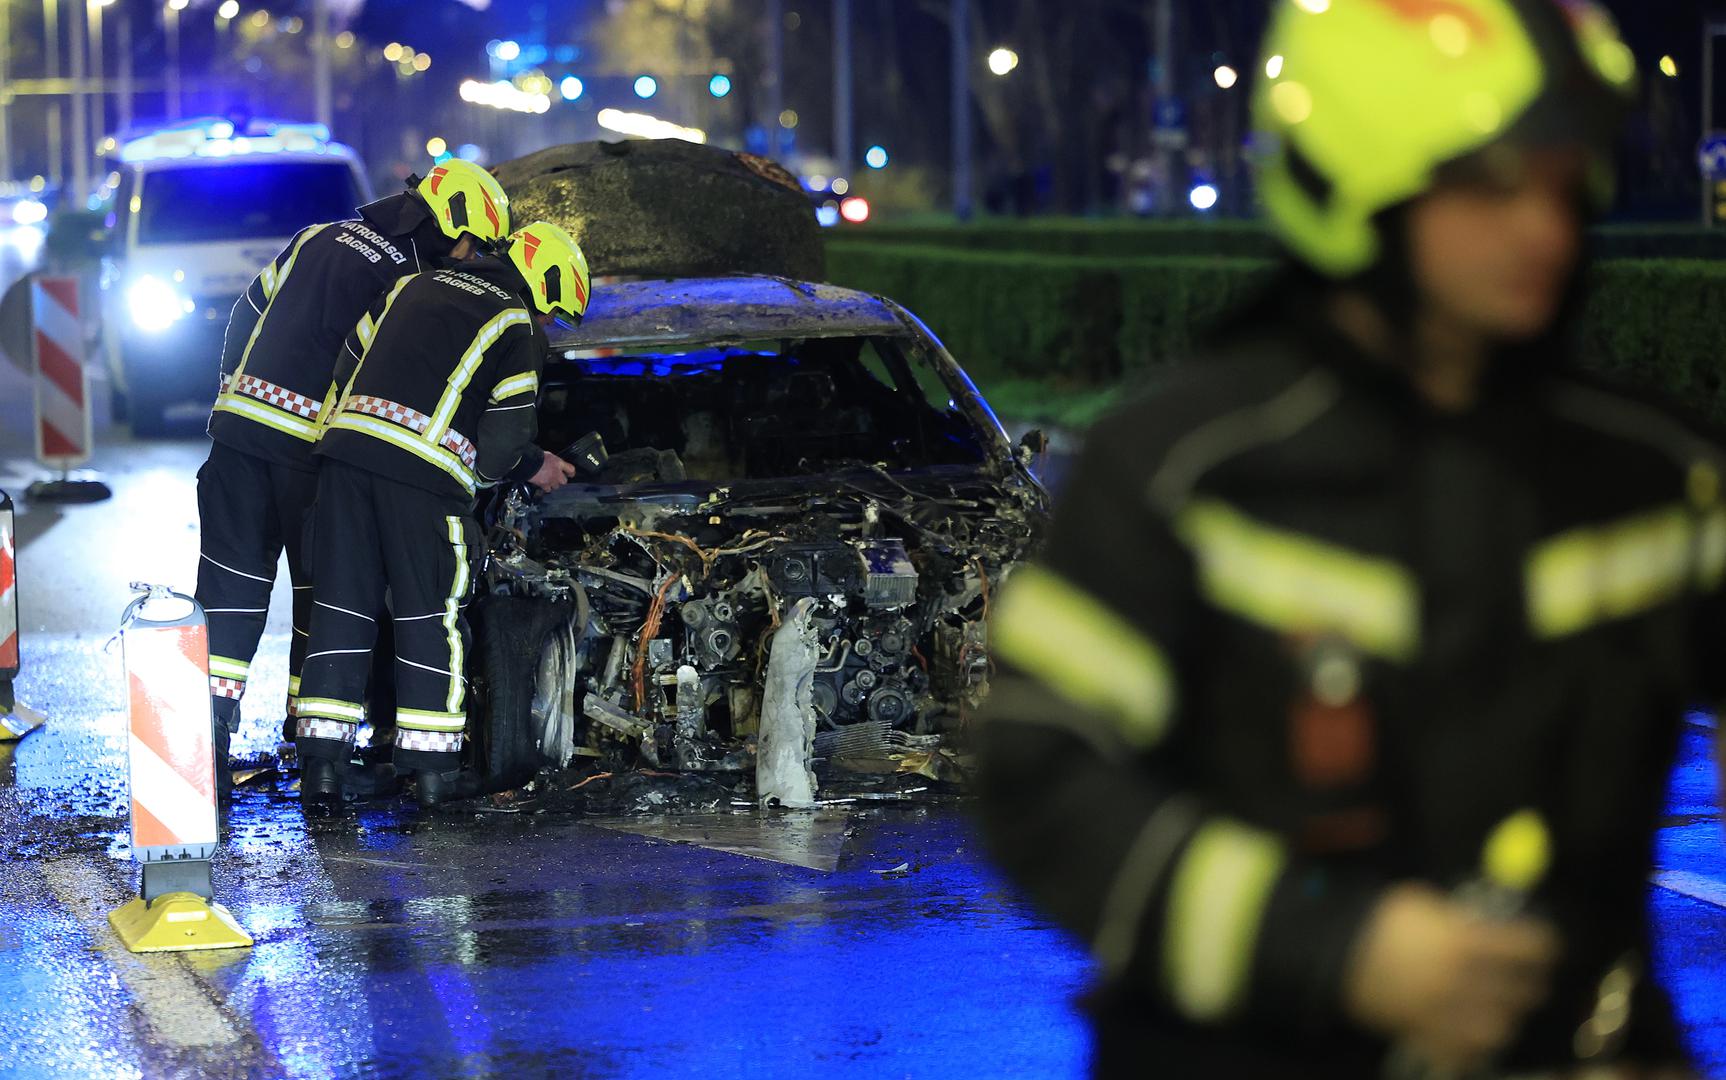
[{"xmin": 631, "ymin": 573, "xmax": 681, "ymax": 712}]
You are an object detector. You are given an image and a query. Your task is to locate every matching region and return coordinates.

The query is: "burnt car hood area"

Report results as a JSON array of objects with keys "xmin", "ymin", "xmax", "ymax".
[{"xmin": 467, "ymin": 275, "xmax": 1048, "ymax": 809}]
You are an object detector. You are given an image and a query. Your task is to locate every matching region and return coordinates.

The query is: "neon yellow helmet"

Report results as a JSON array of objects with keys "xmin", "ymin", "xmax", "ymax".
[
  {"xmin": 415, "ymin": 158, "xmax": 511, "ymax": 245},
  {"xmin": 1254, "ymin": 0, "xmax": 1636, "ymax": 278},
  {"xmin": 504, "ymin": 222, "xmax": 592, "ymax": 322}
]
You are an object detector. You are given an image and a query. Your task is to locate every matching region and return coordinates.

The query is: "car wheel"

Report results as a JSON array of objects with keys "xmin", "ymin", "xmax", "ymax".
[{"xmin": 469, "ymin": 593, "xmax": 581, "ymax": 791}]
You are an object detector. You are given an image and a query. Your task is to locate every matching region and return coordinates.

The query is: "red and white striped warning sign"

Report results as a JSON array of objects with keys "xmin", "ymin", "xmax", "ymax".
[
  {"xmin": 0, "ymin": 491, "xmax": 16, "ymax": 680},
  {"xmin": 124, "ymin": 618, "xmax": 218, "ymax": 856},
  {"xmin": 32, "ymin": 276, "xmax": 91, "ymax": 468}
]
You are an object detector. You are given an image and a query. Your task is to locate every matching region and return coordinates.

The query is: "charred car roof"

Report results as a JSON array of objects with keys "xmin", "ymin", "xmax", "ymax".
[{"xmin": 549, "ymin": 276, "xmax": 908, "ymax": 352}]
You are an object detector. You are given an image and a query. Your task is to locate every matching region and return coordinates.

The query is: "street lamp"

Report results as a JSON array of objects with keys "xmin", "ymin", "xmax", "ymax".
[
  {"xmin": 634, "ymin": 75, "xmax": 658, "ymax": 99},
  {"xmin": 1213, "ymin": 65, "xmax": 1239, "ymax": 89},
  {"xmin": 217, "ymin": 0, "xmax": 238, "ymax": 19},
  {"xmin": 165, "ymin": 0, "xmax": 188, "ymax": 119},
  {"xmin": 987, "ymin": 47, "xmax": 1018, "ymax": 77}
]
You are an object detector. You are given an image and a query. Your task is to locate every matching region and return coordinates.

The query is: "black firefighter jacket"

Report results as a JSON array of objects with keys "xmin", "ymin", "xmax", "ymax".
[
  {"xmin": 208, "ymin": 192, "xmax": 452, "ymax": 470},
  {"xmin": 975, "ymin": 292, "xmax": 1721, "ymax": 1078},
  {"xmin": 314, "ymin": 254, "xmax": 547, "ymax": 504}
]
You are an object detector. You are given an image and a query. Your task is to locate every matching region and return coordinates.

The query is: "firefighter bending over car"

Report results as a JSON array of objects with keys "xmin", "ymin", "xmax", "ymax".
[
  {"xmin": 977, "ymin": 1, "xmax": 1711, "ymax": 1077},
  {"xmin": 294, "ymin": 221, "xmax": 590, "ymax": 810},
  {"xmin": 194, "ymin": 158, "xmax": 510, "ymax": 791}
]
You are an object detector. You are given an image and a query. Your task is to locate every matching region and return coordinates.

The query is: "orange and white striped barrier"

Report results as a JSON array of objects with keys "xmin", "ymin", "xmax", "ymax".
[
  {"xmin": 0, "ymin": 488, "xmax": 45, "ymax": 741},
  {"xmin": 109, "ymin": 583, "xmax": 251, "ymax": 953}
]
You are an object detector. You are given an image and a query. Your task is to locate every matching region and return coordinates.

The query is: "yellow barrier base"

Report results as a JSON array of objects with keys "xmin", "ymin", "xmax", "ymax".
[
  {"xmin": 109, "ymin": 892, "xmax": 254, "ymax": 953},
  {"xmin": 0, "ymin": 702, "xmax": 46, "ymax": 742}
]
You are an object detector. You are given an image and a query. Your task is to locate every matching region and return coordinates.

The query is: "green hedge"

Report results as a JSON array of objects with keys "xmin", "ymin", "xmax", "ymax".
[
  {"xmin": 832, "ymin": 220, "xmax": 1726, "ymax": 262},
  {"xmin": 824, "ymin": 242, "xmax": 1726, "ymax": 427}
]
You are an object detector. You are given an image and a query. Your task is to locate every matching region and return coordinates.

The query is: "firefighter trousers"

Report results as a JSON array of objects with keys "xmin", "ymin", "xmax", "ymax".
[
  {"xmin": 296, "ymin": 459, "xmax": 478, "ymax": 774},
  {"xmin": 194, "ymin": 442, "xmax": 317, "ymax": 735}
]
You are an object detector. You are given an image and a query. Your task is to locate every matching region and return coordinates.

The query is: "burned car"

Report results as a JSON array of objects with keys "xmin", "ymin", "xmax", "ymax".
[{"xmin": 465, "ymin": 276, "xmax": 1049, "ymax": 795}]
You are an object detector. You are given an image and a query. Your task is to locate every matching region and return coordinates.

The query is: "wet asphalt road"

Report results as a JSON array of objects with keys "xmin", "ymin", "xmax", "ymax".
[
  {"xmin": 2, "ymin": 323, "xmax": 1725, "ymax": 1077},
  {"xmin": 0, "ymin": 355, "xmax": 1092, "ymax": 1079}
]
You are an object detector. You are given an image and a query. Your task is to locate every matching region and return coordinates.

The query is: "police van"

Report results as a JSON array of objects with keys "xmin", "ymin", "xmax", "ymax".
[{"xmin": 100, "ymin": 119, "xmax": 373, "ymax": 434}]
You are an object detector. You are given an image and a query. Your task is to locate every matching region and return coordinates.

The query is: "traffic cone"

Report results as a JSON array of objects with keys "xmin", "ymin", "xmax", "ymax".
[
  {"xmin": 108, "ymin": 583, "xmax": 251, "ymax": 953},
  {"xmin": 0, "ymin": 489, "xmax": 46, "ymax": 741}
]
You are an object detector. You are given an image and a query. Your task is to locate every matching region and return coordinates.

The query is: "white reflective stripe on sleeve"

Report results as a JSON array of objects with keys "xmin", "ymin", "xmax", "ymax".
[{"xmin": 489, "ymin": 371, "xmax": 538, "ymax": 403}]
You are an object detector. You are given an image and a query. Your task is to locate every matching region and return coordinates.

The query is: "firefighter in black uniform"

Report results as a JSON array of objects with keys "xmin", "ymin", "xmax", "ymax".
[
  {"xmin": 195, "ymin": 159, "xmax": 512, "ymax": 787},
  {"xmin": 977, "ymin": 2, "xmax": 1709, "ymax": 1078},
  {"xmin": 294, "ymin": 221, "xmax": 591, "ymax": 809}
]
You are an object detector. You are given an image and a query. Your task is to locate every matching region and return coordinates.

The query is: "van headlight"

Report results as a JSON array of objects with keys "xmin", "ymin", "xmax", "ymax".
[{"xmin": 126, "ymin": 275, "xmax": 191, "ymax": 333}]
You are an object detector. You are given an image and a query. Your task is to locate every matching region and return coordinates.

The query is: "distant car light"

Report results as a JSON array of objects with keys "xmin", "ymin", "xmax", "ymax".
[
  {"xmin": 5, "ymin": 224, "xmax": 45, "ymax": 259},
  {"xmin": 127, "ymin": 276, "xmax": 189, "ymax": 333},
  {"xmin": 1189, "ymin": 184, "xmax": 1219, "ymax": 211},
  {"xmin": 560, "ymin": 76, "xmax": 584, "ymax": 101},
  {"xmin": 840, "ymin": 197, "xmax": 870, "ymax": 224},
  {"xmin": 12, "ymin": 199, "xmax": 47, "ymax": 225}
]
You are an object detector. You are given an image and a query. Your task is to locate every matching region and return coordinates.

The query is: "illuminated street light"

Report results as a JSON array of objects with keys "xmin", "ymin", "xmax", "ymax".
[
  {"xmin": 779, "ymin": 109, "xmax": 799, "ymax": 129},
  {"xmin": 168, "ymin": 0, "xmax": 190, "ymax": 10},
  {"xmin": 495, "ymin": 39, "xmax": 520, "ymax": 61},
  {"xmin": 560, "ymin": 76, "xmax": 584, "ymax": 100},
  {"xmin": 383, "ymin": 42, "xmax": 403, "ymax": 62},
  {"xmin": 460, "ymin": 78, "xmax": 550, "ymax": 114},
  {"xmin": 426, "ymin": 137, "xmax": 448, "ymax": 157},
  {"xmin": 596, "ymin": 109, "xmax": 706, "ymax": 143},
  {"xmin": 831, "ymin": 177, "xmax": 850, "ymax": 195},
  {"xmin": 634, "ymin": 75, "xmax": 658, "ymax": 98},
  {"xmin": 412, "ymin": 53, "xmax": 431, "ymax": 72},
  {"xmin": 1660, "ymin": 55, "xmax": 1679, "ymax": 78},
  {"xmin": 335, "ymin": 30, "xmax": 355, "ymax": 48},
  {"xmin": 709, "ymin": 74, "xmax": 732, "ymax": 98},
  {"xmin": 216, "ymin": 0, "xmax": 239, "ymax": 18},
  {"xmin": 1213, "ymin": 65, "xmax": 1239, "ymax": 89},
  {"xmin": 1189, "ymin": 184, "xmax": 1219, "ymax": 211},
  {"xmin": 865, "ymin": 145, "xmax": 889, "ymax": 169},
  {"xmin": 1265, "ymin": 54, "xmax": 1284, "ymax": 79},
  {"xmin": 249, "ymin": 9, "xmax": 269, "ymax": 28},
  {"xmin": 987, "ymin": 47, "xmax": 1019, "ymax": 77}
]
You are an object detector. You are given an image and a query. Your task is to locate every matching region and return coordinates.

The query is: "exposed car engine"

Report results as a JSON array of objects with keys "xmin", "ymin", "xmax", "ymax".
[{"xmin": 478, "ymin": 467, "xmax": 1043, "ymax": 781}]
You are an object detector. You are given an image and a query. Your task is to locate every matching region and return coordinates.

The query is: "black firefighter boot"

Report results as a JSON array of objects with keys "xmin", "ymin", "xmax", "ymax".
[{"xmin": 297, "ymin": 738, "xmax": 351, "ymax": 812}]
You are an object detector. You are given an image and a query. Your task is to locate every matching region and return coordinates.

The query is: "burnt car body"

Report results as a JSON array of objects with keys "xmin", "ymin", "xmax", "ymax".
[{"xmin": 465, "ymin": 275, "xmax": 1048, "ymax": 791}]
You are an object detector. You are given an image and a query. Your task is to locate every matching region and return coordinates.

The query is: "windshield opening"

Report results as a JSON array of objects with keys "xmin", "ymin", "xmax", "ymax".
[
  {"xmin": 137, "ymin": 161, "xmax": 361, "ymax": 244},
  {"xmin": 538, "ymin": 335, "xmax": 989, "ymax": 484}
]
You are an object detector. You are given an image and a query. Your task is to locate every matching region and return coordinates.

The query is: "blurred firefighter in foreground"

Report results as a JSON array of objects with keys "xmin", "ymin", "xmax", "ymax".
[
  {"xmin": 294, "ymin": 222, "xmax": 589, "ymax": 810},
  {"xmin": 194, "ymin": 158, "xmax": 510, "ymax": 790},
  {"xmin": 977, "ymin": 1, "xmax": 1709, "ymax": 1077}
]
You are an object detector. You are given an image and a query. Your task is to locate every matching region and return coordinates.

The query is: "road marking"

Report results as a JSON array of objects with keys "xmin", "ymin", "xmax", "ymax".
[
  {"xmin": 39, "ymin": 859, "xmax": 247, "ymax": 1049},
  {"xmin": 323, "ymin": 855, "xmax": 452, "ymax": 871},
  {"xmin": 1652, "ymin": 869, "xmax": 1726, "ymax": 909}
]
